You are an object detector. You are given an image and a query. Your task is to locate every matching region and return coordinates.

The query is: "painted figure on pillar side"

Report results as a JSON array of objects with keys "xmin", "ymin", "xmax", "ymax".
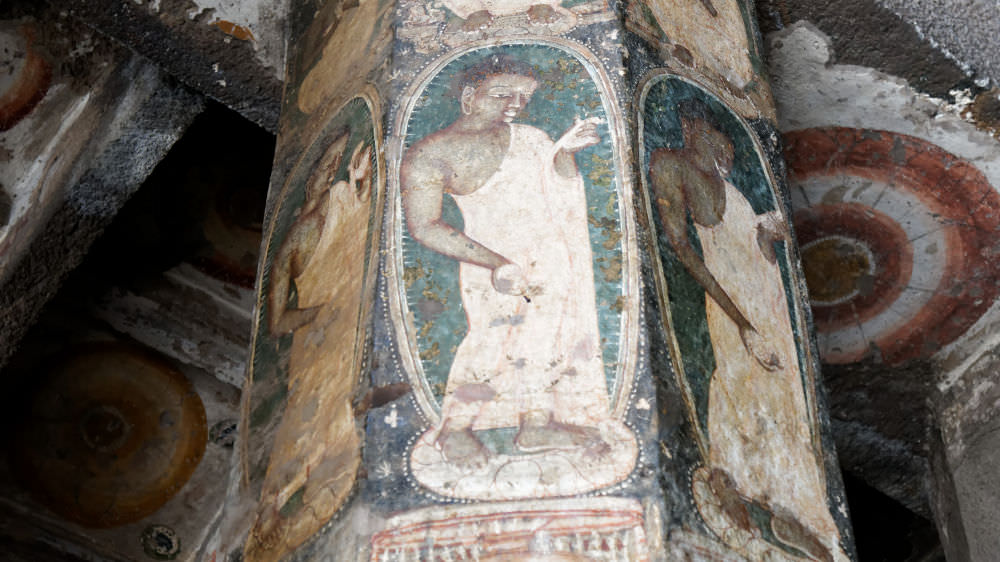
[
  {"xmin": 242, "ymin": 97, "xmax": 382, "ymax": 561},
  {"xmin": 399, "ymin": 50, "xmax": 637, "ymax": 500},
  {"xmin": 372, "ymin": 41, "xmax": 649, "ymax": 560},
  {"xmin": 641, "ymin": 76, "xmax": 848, "ymax": 561}
]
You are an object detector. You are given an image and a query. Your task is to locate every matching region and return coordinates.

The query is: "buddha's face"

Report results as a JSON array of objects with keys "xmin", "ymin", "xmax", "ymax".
[{"xmin": 462, "ymin": 73, "xmax": 538, "ymax": 125}]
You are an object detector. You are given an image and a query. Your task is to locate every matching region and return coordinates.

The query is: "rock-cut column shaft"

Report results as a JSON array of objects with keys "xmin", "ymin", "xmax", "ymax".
[{"xmin": 215, "ymin": 1, "xmax": 858, "ymax": 561}]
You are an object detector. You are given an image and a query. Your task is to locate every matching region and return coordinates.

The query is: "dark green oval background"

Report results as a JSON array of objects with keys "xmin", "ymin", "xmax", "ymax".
[
  {"xmin": 400, "ymin": 43, "xmax": 625, "ymax": 408},
  {"xmin": 641, "ymin": 75, "xmax": 809, "ymax": 443}
]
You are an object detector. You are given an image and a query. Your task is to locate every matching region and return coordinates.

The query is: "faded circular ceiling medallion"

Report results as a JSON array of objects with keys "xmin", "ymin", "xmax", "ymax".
[
  {"xmin": 786, "ymin": 127, "xmax": 1000, "ymax": 365},
  {"xmin": 800, "ymin": 235, "xmax": 876, "ymax": 306},
  {"xmin": 0, "ymin": 23, "xmax": 51, "ymax": 130},
  {"xmin": 11, "ymin": 344, "xmax": 207, "ymax": 528}
]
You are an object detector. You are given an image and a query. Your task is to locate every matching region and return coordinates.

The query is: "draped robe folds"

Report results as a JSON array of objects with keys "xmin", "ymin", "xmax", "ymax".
[
  {"xmin": 696, "ymin": 180, "xmax": 841, "ymax": 547},
  {"xmin": 259, "ymin": 178, "xmax": 369, "ymax": 515},
  {"xmin": 440, "ymin": 123, "xmax": 610, "ymax": 431}
]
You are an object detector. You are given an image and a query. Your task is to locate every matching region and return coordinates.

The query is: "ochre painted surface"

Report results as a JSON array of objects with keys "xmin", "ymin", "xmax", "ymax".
[
  {"xmin": 242, "ymin": 95, "xmax": 383, "ymax": 562},
  {"xmin": 623, "ymin": 0, "xmax": 774, "ymax": 120},
  {"xmin": 296, "ymin": 0, "xmax": 393, "ymax": 115}
]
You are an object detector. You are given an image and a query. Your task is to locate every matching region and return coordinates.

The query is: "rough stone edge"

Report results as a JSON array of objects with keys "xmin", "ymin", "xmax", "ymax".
[
  {"xmin": 0, "ymin": 56, "xmax": 205, "ymax": 372},
  {"xmin": 57, "ymin": 0, "xmax": 281, "ymax": 132}
]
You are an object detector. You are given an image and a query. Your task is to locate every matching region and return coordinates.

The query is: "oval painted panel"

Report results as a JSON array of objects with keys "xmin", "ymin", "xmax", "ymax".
[
  {"xmin": 388, "ymin": 41, "xmax": 639, "ymax": 500},
  {"xmin": 638, "ymin": 74, "xmax": 849, "ymax": 560},
  {"xmin": 242, "ymin": 94, "xmax": 384, "ymax": 561}
]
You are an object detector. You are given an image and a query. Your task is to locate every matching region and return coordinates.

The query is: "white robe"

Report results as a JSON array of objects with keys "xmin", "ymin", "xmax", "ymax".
[
  {"xmin": 441, "ymin": 124, "xmax": 610, "ymax": 430},
  {"xmin": 697, "ymin": 180, "xmax": 841, "ymax": 546}
]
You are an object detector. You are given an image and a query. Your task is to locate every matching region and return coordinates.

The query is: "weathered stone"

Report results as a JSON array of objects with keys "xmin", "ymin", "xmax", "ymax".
[
  {"xmin": 0, "ymin": 98, "xmax": 263, "ymax": 562},
  {"xmin": 877, "ymin": 0, "xmax": 1000, "ymax": 89},
  {"xmin": 0, "ymin": 3, "xmax": 204, "ymax": 371},
  {"xmin": 54, "ymin": 0, "xmax": 285, "ymax": 132},
  {"xmin": 757, "ymin": 0, "xmax": 973, "ymax": 99}
]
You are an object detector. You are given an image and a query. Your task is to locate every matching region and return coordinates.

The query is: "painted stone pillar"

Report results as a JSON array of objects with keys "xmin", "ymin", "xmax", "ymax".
[{"xmin": 216, "ymin": 1, "xmax": 857, "ymax": 560}]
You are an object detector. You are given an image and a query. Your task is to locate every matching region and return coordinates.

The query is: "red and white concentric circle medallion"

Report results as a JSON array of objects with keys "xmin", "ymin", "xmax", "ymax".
[{"xmin": 785, "ymin": 127, "xmax": 1000, "ymax": 365}]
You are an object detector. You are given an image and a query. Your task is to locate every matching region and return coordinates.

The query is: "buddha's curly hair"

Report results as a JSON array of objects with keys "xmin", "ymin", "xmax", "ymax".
[{"xmin": 450, "ymin": 53, "xmax": 539, "ymax": 97}]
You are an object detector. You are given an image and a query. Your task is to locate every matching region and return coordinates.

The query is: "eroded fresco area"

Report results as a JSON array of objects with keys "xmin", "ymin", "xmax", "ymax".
[
  {"xmin": 240, "ymin": 96, "xmax": 383, "ymax": 562},
  {"xmin": 623, "ymin": 0, "xmax": 774, "ymax": 121}
]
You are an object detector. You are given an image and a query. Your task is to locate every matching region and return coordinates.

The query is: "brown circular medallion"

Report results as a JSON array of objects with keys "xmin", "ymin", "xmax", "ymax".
[
  {"xmin": 11, "ymin": 344, "xmax": 207, "ymax": 528},
  {"xmin": 0, "ymin": 23, "xmax": 52, "ymax": 131}
]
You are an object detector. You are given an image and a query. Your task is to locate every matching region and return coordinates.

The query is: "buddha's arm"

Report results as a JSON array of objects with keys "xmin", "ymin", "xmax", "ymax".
[
  {"xmin": 268, "ymin": 220, "xmax": 321, "ymax": 334},
  {"xmin": 401, "ymin": 148, "xmax": 509, "ymax": 271},
  {"xmin": 650, "ymin": 151, "xmax": 782, "ymax": 370}
]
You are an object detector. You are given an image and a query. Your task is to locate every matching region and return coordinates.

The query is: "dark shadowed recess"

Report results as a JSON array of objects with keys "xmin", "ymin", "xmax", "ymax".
[
  {"xmin": 842, "ymin": 473, "xmax": 944, "ymax": 562},
  {"xmin": 0, "ymin": 101, "xmax": 272, "ymax": 548}
]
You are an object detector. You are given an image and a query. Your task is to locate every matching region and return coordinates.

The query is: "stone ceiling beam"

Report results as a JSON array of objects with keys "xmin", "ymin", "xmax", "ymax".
[{"xmin": 53, "ymin": 0, "xmax": 286, "ymax": 132}]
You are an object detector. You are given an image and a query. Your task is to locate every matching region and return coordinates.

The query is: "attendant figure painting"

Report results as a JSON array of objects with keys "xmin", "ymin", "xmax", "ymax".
[
  {"xmin": 244, "ymin": 98, "xmax": 380, "ymax": 562},
  {"xmin": 398, "ymin": 48, "xmax": 636, "ymax": 500},
  {"xmin": 642, "ymin": 78, "xmax": 848, "ymax": 561}
]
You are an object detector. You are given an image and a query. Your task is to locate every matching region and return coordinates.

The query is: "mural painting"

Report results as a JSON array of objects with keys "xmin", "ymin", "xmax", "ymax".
[
  {"xmin": 397, "ymin": 1, "xmax": 614, "ymax": 53},
  {"xmin": 639, "ymin": 74, "xmax": 848, "ymax": 561},
  {"xmin": 241, "ymin": 95, "xmax": 383, "ymax": 562},
  {"xmin": 388, "ymin": 43, "xmax": 639, "ymax": 502},
  {"xmin": 624, "ymin": 0, "xmax": 773, "ymax": 120},
  {"xmin": 371, "ymin": 40, "xmax": 649, "ymax": 560},
  {"xmin": 223, "ymin": 3, "xmax": 852, "ymax": 560},
  {"xmin": 784, "ymin": 127, "xmax": 1000, "ymax": 365}
]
